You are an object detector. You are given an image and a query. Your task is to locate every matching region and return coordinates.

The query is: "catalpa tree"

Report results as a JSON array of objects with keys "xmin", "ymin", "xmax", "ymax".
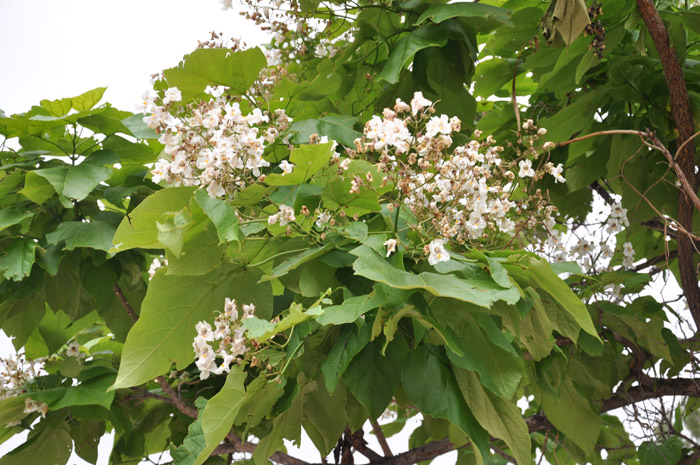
[{"xmin": 1, "ymin": 0, "xmax": 700, "ymax": 464}]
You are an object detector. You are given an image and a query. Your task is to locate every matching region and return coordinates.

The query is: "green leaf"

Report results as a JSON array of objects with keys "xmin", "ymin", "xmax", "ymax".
[
  {"xmin": 0, "ymin": 238, "xmax": 37, "ymax": 281},
  {"xmin": 111, "ymin": 186, "xmax": 196, "ymax": 252},
  {"xmin": 316, "ymin": 291, "xmax": 384, "ymax": 326},
  {"xmin": 0, "ymin": 396, "xmax": 27, "ymax": 427},
  {"xmin": 539, "ymin": 89, "xmax": 606, "ymax": 143},
  {"xmin": 171, "ymin": 398, "xmax": 208, "ymax": 465},
  {"xmin": 439, "ymin": 311, "xmax": 523, "ymax": 399},
  {"xmin": 638, "ymin": 437, "xmax": 683, "ymax": 465},
  {"xmin": 263, "ymin": 241, "xmax": 337, "ymax": 281},
  {"xmin": 541, "ymin": 378, "xmax": 601, "ymax": 455},
  {"xmin": 40, "ymin": 97, "xmax": 72, "ymax": 117},
  {"xmin": 121, "ymin": 113, "xmax": 158, "ymax": 139},
  {"xmin": 163, "ymin": 47, "xmax": 266, "ymax": 100},
  {"xmin": 344, "ymin": 335, "xmax": 408, "ymax": 419},
  {"xmin": 351, "ymin": 245, "xmax": 520, "ymax": 308},
  {"xmin": 18, "ymin": 172, "xmax": 55, "ymax": 204},
  {"xmin": 33, "ymin": 150, "xmax": 119, "ymax": 201},
  {"xmin": 379, "ymin": 24, "xmax": 449, "ymax": 84},
  {"xmin": 195, "ymin": 366, "xmax": 247, "ymax": 465},
  {"xmin": 50, "ymin": 374, "xmax": 117, "ymax": 410},
  {"xmin": 302, "ymin": 378, "xmax": 348, "ymax": 456},
  {"xmin": 518, "ymin": 289, "xmax": 555, "ymax": 361},
  {"xmin": 111, "ymin": 266, "xmax": 271, "ymax": 389},
  {"xmin": 234, "ymin": 376, "xmax": 286, "ymax": 428},
  {"xmin": 415, "ymin": 3, "xmax": 513, "ymax": 29},
  {"xmin": 549, "ymin": 0, "xmax": 591, "ymax": 46},
  {"xmin": 290, "ymin": 115, "xmax": 362, "ymax": 146},
  {"xmin": 46, "ymin": 221, "xmax": 117, "ymax": 252},
  {"xmin": 525, "ymin": 257, "xmax": 599, "ymax": 340},
  {"xmin": 71, "ymin": 87, "xmax": 107, "ymax": 112},
  {"xmin": 402, "ymin": 345, "xmax": 489, "ymax": 460},
  {"xmin": 264, "ymin": 143, "xmax": 335, "ymax": 186},
  {"xmin": 0, "ymin": 425, "xmax": 72, "ymax": 465},
  {"xmin": 253, "ymin": 377, "xmax": 304, "ymax": 465},
  {"xmin": 453, "ymin": 367, "xmax": 531, "ymax": 465},
  {"xmin": 194, "ymin": 190, "xmax": 241, "ymax": 244},
  {"xmin": 244, "ymin": 303, "xmax": 323, "ymax": 342},
  {"xmin": 0, "ymin": 209, "xmax": 33, "ymax": 232},
  {"xmin": 321, "ymin": 322, "xmax": 372, "ymax": 393}
]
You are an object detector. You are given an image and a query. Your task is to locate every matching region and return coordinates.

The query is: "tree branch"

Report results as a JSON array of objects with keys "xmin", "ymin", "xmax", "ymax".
[
  {"xmin": 370, "ymin": 418, "xmax": 393, "ymax": 456},
  {"xmin": 113, "ymin": 283, "xmax": 138, "ymax": 322},
  {"xmin": 636, "ymin": 0, "xmax": 700, "ymax": 332}
]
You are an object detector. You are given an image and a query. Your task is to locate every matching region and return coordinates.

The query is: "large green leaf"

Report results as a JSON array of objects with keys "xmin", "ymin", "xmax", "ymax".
[
  {"xmin": 111, "ymin": 266, "xmax": 271, "ymax": 389},
  {"xmin": 33, "ymin": 150, "xmax": 118, "ymax": 201},
  {"xmin": 163, "ymin": 47, "xmax": 266, "ymax": 100},
  {"xmin": 234, "ymin": 376, "xmax": 286, "ymax": 428},
  {"xmin": 453, "ymin": 367, "xmax": 531, "ymax": 465},
  {"xmin": 321, "ymin": 322, "xmax": 372, "ymax": 393},
  {"xmin": 0, "ymin": 208, "xmax": 33, "ymax": 232},
  {"xmin": 316, "ymin": 291, "xmax": 384, "ymax": 326},
  {"xmin": 264, "ymin": 143, "xmax": 335, "ymax": 186},
  {"xmin": 171, "ymin": 398, "xmax": 208, "ymax": 465},
  {"xmin": 415, "ymin": 3, "xmax": 513, "ymax": 29},
  {"xmin": 379, "ymin": 24, "xmax": 449, "ymax": 84},
  {"xmin": 302, "ymin": 378, "xmax": 348, "ymax": 456},
  {"xmin": 18, "ymin": 172, "xmax": 55, "ymax": 204},
  {"xmin": 343, "ymin": 335, "xmax": 408, "ymax": 419},
  {"xmin": 111, "ymin": 186, "xmax": 196, "ymax": 252},
  {"xmin": 46, "ymin": 221, "xmax": 117, "ymax": 252},
  {"xmin": 195, "ymin": 367, "xmax": 247, "ymax": 465},
  {"xmin": 193, "ymin": 190, "xmax": 241, "ymax": 244},
  {"xmin": 0, "ymin": 425, "xmax": 72, "ymax": 465},
  {"xmin": 541, "ymin": 378, "xmax": 601, "ymax": 456},
  {"xmin": 402, "ymin": 346, "xmax": 490, "ymax": 460},
  {"xmin": 0, "ymin": 238, "xmax": 37, "ymax": 281},
  {"xmin": 525, "ymin": 257, "xmax": 599, "ymax": 340},
  {"xmin": 289, "ymin": 115, "xmax": 362, "ymax": 146},
  {"xmin": 638, "ymin": 437, "xmax": 683, "ymax": 465},
  {"xmin": 351, "ymin": 245, "xmax": 520, "ymax": 308}
]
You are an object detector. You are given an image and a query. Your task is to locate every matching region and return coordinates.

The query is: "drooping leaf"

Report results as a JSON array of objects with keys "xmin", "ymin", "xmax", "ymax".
[
  {"xmin": 402, "ymin": 345, "xmax": 490, "ymax": 461},
  {"xmin": 379, "ymin": 24, "xmax": 449, "ymax": 84},
  {"xmin": 0, "ymin": 238, "xmax": 37, "ymax": 281},
  {"xmin": 46, "ymin": 221, "xmax": 117, "ymax": 252},
  {"xmin": 33, "ymin": 150, "xmax": 119, "ymax": 201},
  {"xmin": 0, "ymin": 425, "xmax": 72, "ymax": 465},
  {"xmin": 195, "ymin": 367, "xmax": 247, "ymax": 465},
  {"xmin": 453, "ymin": 367, "xmax": 531, "ymax": 465},
  {"xmin": 193, "ymin": 190, "xmax": 241, "ymax": 244},
  {"xmin": 351, "ymin": 245, "xmax": 520, "ymax": 308},
  {"xmin": 415, "ymin": 3, "xmax": 513, "ymax": 29}
]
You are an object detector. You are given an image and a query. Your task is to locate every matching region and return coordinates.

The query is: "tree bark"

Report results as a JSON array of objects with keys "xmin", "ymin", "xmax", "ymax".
[{"xmin": 636, "ymin": 0, "xmax": 700, "ymax": 331}]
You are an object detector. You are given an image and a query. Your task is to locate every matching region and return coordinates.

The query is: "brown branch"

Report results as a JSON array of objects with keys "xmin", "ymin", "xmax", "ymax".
[
  {"xmin": 344, "ymin": 426, "xmax": 385, "ymax": 463},
  {"xmin": 679, "ymin": 447, "xmax": 700, "ymax": 465},
  {"xmin": 556, "ymin": 129, "xmax": 646, "ymax": 148},
  {"xmin": 589, "ymin": 180, "xmax": 614, "ymax": 206},
  {"xmin": 370, "ymin": 418, "xmax": 393, "ymax": 457},
  {"xmin": 637, "ymin": 0, "xmax": 700, "ymax": 332},
  {"xmin": 113, "ymin": 283, "xmax": 138, "ymax": 322},
  {"xmin": 156, "ymin": 376, "xmax": 198, "ymax": 418},
  {"xmin": 601, "ymin": 377, "xmax": 700, "ymax": 412}
]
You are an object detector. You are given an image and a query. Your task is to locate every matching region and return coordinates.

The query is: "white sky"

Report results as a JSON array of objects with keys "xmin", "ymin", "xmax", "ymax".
[{"xmin": 0, "ymin": 2, "xmax": 454, "ymax": 464}]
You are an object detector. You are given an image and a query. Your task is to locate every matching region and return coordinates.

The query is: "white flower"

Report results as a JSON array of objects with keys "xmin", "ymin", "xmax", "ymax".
[
  {"xmin": 384, "ymin": 239, "xmax": 398, "ymax": 257},
  {"xmin": 315, "ymin": 211, "xmax": 331, "ymax": 228},
  {"xmin": 214, "ymin": 351, "xmax": 237, "ymax": 375},
  {"xmin": 425, "ymin": 115, "xmax": 452, "ymax": 138},
  {"xmin": 66, "ymin": 341, "xmax": 81, "ymax": 358},
  {"xmin": 163, "ymin": 87, "xmax": 182, "ymax": 104},
  {"xmin": 224, "ymin": 298, "xmax": 238, "ymax": 320},
  {"xmin": 518, "ymin": 159, "xmax": 535, "ymax": 178},
  {"xmin": 339, "ymin": 158, "xmax": 352, "ymax": 171},
  {"xmin": 428, "ymin": 239, "xmax": 450, "ymax": 265},
  {"xmin": 196, "ymin": 321, "xmax": 215, "ymax": 342},
  {"xmin": 411, "ymin": 91, "xmax": 432, "ymax": 115},
  {"xmin": 538, "ymin": 128, "xmax": 548, "ymax": 135},
  {"xmin": 549, "ymin": 163, "xmax": 566, "ymax": 183},
  {"xmin": 268, "ymin": 214, "xmax": 280, "ymax": 225},
  {"xmin": 242, "ymin": 304, "xmax": 256, "ymax": 318},
  {"xmin": 277, "ymin": 205, "xmax": 296, "ymax": 226},
  {"xmin": 279, "ymin": 160, "xmax": 295, "ymax": 175},
  {"xmin": 214, "ymin": 320, "xmax": 230, "ymax": 340}
]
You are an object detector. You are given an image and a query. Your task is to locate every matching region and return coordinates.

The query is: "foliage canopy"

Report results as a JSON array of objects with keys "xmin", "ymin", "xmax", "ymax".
[{"xmin": 2, "ymin": 0, "xmax": 700, "ymax": 464}]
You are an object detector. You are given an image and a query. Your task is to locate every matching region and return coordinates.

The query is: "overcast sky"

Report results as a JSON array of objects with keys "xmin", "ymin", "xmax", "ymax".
[{"xmin": 0, "ymin": 2, "xmax": 448, "ymax": 464}]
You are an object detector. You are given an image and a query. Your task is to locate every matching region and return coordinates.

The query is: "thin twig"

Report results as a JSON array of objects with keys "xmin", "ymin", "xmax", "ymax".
[{"xmin": 113, "ymin": 283, "xmax": 138, "ymax": 322}]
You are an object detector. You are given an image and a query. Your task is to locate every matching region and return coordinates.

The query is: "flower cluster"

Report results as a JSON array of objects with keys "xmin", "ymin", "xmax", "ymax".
[
  {"xmin": 192, "ymin": 298, "xmax": 256, "ymax": 379},
  {"xmin": 0, "ymin": 352, "xmax": 44, "ymax": 401},
  {"xmin": 350, "ymin": 92, "xmax": 562, "ymax": 263},
  {"xmin": 145, "ymin": 85, "xmax": 292, "ymax": 198}
]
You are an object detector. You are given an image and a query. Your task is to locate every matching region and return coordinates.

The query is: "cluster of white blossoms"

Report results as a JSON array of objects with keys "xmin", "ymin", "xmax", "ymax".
[
  {"xmin": 541, "ymin": 197, "xmax": 636, "ymax": 276},
  {"xmin": 268, "ymin": 204, "xmax": 296, "ymax": 226},
  {"xmin": 350, "ymin": 93, "xmax": 562, "ymax": 263},
  {"xmin": 192, "ymin": 298, "xmax": 256, "ymax": 380},
  {"xmin": 0, "ymin": 353, "xmax": 44, "ymax": 401},
  {"xmin": 145, "ymin": 85, "xmax": 293, "ymax": 198}
]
